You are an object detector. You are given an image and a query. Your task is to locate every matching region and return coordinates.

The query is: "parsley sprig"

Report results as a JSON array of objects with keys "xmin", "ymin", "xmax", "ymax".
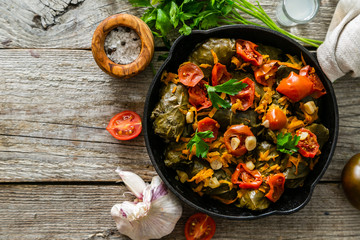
[
  {"xmin": 129, "ymin": 0, "xmax": 322, "ymax": 47},
  {"xmin": 186, "ymin": 130, "xmax": 214, "ymax": 158},
  {"xmin": 277, "ymin": 133, "xmax": 300, "ymax": 155},
  {"xmin": 205, "ymin": 79, "xmax": 247, "ymax": 109}
]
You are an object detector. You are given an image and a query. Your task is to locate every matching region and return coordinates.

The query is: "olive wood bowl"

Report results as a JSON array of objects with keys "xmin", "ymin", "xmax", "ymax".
[
  {"xmin": 144, "ymin": 25, "xmax": 339, "ymax": 220},
  {"xmin": 91, "ymin": 13, "xmax": 154, "ymax": 78}
]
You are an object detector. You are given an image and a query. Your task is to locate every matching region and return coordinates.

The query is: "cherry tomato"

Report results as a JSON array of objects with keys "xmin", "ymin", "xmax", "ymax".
[
  {"xmin": 276, "ymin": 71, "xmax": 314, "ymax": 102},
  {"xmin": 231, "ymin": 163, "xmax": 263, "ymax": 189},
  {"xmin": 295, "ymin": 128, "xmax": 320, "ymax": 158},
  {"xmin": 198, "ymin": 117, "xmax": 220, "ymax": 143},
  {"xmin": 235, "ymin": 39, "xmax": 263, "ymax": 66},
  {"xmin": 188, "ymin": 80, "xmax": 212, "ymax": 111},
  {"xmin": 106, "ymin": 111, "xmax": 142, "ymax": 140},
  {"xmin": 229, "ymin": 77, "xmax": 255, "ymax": 111},
  {"xmin": 265, "ymin": 173, "xmax": 285, "ymax": 202},
  {"xmin": 224, "ymin": 124, "xmax": 254, "ymax": 156},
  {"xmin": 178, "ymin": 62, "xmax": 204, "ymax": 87},
  {"xmin": 265, "ymin": 108, "xmax": 287, "ymax": 130},
  {"xmin": 299, "ymin": 65, "xmax": 326, "ymax": 98},
  {"xmin": 211, "ymin": 63, "xmax": 232, "ymax": 86},
  {"xmin": 184, "ymin": 213, "xmax": 216, "ymax": 240},
  {"xmin": 341, "ymin": 153, "xmax": 360, "ymax": 210},
  {"xmin": 254, "ymin": 60, "xmax": 279, "ymax": 86}
]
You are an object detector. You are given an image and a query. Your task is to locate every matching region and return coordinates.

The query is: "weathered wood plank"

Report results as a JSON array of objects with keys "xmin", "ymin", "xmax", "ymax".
[
  {"xmin": 1, "ymin": 49, "xmax": 359, "ymax": 182},
  {"xmin": 0, "ymin": 0, "xmax": 337, "ymax": 49},
  {"xmin": 0, "ymin": 183, "xmax": 359, "ymax": 240}
]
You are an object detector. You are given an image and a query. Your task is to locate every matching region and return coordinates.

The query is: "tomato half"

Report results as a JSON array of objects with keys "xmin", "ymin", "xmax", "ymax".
[
  {"xmin": 178, "ymin": 62, "xmax": 204, "ymax": 87},
  {"xmin": 211, "ymin": 63, "xmax": 232, "ymax": 86},
  {"xmin": 106, "ymin": 111, "xmax": 142, "ymax": 140},
  {"xmin": 198, "ymin": 117, "xmax": 220, "ymax": 143},
  {"xmin": 224, "ymin": 124, "xmax": 254, "ymax": 156},
  {"xmin": 296, "ymin": 128, "xmax": 320, "ymax": 158},
  {"xmin": 185, "ymin": 213, "xmax": 216, "ymax": 240},
  {"xmin": 299, "ymin": 65, "xmax": 326, "ymax": 98},
  {"xmin": 231, "ymin": 163, "xmax": 263, "ymax": 189},
  {"xmin": 188, "ymin": 80, "xmax": 212, "ymax": 111},
  {"xmin": 236, "ymin": 39, "xmax": 263, "ymax": 66},
  {"xmin": 265, "ymin": 108, "xmax": 287, "ymax": 130},
  {"xmin": 276, "ymin": 71, "xmax": 313, "ymax": 102},
  {"xmin": 254, "ymin": 60, "xmax": 279, "ymax": 86},
  {"xmin": 229, "ymin": 77, "xmax": 255, "ymax": 111},
  {"xmin": 265, "ymin": 173, "xmax": 285, "ymax": 202}
]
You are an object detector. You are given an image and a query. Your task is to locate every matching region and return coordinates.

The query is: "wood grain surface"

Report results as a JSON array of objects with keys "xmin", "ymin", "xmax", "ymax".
[
  {"xmin": 0, "ymin": 0, "xmax": 337, "ymax": 49},
  {"xmin": 0, "ymin": 184, "xmax": 359, "ymax": 240},
  {"xmin": 1, "ymin": 0, "xmax": 360, "ymax": 239}
]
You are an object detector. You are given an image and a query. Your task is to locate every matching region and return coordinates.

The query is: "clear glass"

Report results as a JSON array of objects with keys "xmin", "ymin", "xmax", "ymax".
[{"xmin": 276, "ymin": 0, "xmax": 320, "ymax": 27}]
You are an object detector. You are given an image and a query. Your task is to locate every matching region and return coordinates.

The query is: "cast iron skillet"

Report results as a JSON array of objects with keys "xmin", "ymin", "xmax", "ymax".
[{"xmin": 143, "ymin": 25, "xmax": 339, "ymax": 220}]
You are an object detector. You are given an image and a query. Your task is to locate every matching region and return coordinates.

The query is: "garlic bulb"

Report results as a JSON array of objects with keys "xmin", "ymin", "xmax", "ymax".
[{"xmin": 111, "ymin": 168, "xmax": 182, "ymax": 240}]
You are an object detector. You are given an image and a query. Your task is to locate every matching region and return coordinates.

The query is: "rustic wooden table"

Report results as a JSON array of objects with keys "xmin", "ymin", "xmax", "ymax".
[{"xmin": 1, "ymin": 0, "xmax": 360, "ymax": 239}]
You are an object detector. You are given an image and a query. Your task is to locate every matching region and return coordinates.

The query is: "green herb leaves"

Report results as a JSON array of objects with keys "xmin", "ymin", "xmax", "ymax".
[
  {"xmin": 187, "ymin": 130, "xmax": 214, "ymax": 158},
  {"xmin": 277, "ymin": 133, "xmax": 300, "ymax": 155},
  {"xmin": 205, "ymin": 79, "xmax": 247, "ymax": 109},
  {"xmin": 129, "ymin": 0, "xmax": 322, "ymax": 47}
]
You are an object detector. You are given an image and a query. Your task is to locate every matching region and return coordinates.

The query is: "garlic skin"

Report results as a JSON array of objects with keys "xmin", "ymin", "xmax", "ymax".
[
  {"xmin": 115, "ymin": 167, "xmax": 146, "ymax": 199},
  {"xmin": 111, "ymin": 169, "xmax": 182, "ymax": 240}
]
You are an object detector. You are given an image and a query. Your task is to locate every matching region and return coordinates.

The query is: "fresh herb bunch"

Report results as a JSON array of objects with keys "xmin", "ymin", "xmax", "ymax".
[
  {"xmin": 129, "ymin": 0, "xmax": 322, "ymax": 47},
  {"xmin": 205, "ymin": 79, "xmax": 247, "ymax": 109},
  {"xmin": 276, "ymin": 132, "xmax": 300, "ymax": 155},
  {"xmin": 187, "ymin": 130, "xmax": 214, "ymax": 158}
]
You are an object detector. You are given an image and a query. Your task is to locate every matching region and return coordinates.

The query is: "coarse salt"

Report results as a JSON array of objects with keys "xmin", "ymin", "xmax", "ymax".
[{"xmin": 104, "ymin": 26, "xmax": 141, "ymax": 65}]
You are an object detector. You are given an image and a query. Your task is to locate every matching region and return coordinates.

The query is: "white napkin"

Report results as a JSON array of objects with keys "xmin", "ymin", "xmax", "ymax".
[{"xmin": 317, "ymin": 0, "xmax": 360, "ymax": 82}]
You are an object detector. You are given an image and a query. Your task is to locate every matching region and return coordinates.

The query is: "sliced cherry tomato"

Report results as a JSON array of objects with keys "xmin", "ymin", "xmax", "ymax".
[
  {"xmin": 224, "ymin": 124, "xmax": 254, "ymax": 156},
  {"xmin": 299, "ymin": 65, "xmax": 326, "ymax": 98},
  {"xmin": 265, "ymin": 108, "xmax": 287, "ymax": 130},
  {"xmin": 231, "ymin": 163, "xmax": 263, "ymax": 189},
  {"xmin": 229, "ymin": 77, "xmax": 255, "ymax": 111},
  {"xmin": 236, "ymin": 39, "xmax": 263, "ymax": 66},
  {"xmin": 198, "ymin": 117, "xmax": 220, "ymax": 143},
  {"xmin": 211, "ymin": 63, "xmax": 232, "ymax": 86},
  {"xmin": 178, "ymin": 62, "xmax": 204, "ymax": 87},
  {"xmin": 106, "ymin": 111, "xmax": 142, "ymax": 140},
  {"xmin": 265, "ymin": 173, "xmax": 285, "ymax": 202},
  {"xmin": 188, "ymin": 80, "xmax": 212, "ymax": 111},
  {"xmin": 254, "ymin": 60, "xmax": 279, "ymax": 86},
  {"xmin": 184, "ymin": 213, "xmax": 216, "ymax": 240},
  {"xmin": 276, "ymin": 71, "xmax": 313, "ymax": 102},
  {"xmin": 296, "ymin": 128, "xmax": 320, "ymax": 158}
]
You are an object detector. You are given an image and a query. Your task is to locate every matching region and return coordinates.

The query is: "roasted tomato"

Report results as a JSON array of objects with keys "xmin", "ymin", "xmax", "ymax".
[
  {"xmin": 265, "ymin": 173, "xmax": 285, "ymax": 202},
  {"xmin": 265, "ymin": 108, "xmax": 287, "ymax": 130},
  {"xmin": 276, "ymin": 71, "xmax": 314, "ymax": 102},
  {"xmin": 106, "ymin": 111, "xmax": 142, "ymax": 140},
  {"xmin": 254, "ymin": 60, "xmax": 280, "ymax": 86},
  {"xmin": 231, "ymin": 163, "xmax": 263, "ymax": 189},
  {"xmin": 224, "ymin": 124, "xmax": 254, "ymax": 156},
  {"xmin": 296, "ymin": 128, "xmax": 320, "ymax": 158},
  {"xmin": 342, "ymin": 153, "xmax": 360, "ymax": 210},
  {"xmin": 229, "ymin": 77, "xmax": 255, "ymax": 111},
  {"xmin": 185, "ymin": 213, "xmax": 216, "ymax": 240},
  {"xmin": 198, "ymin": 117, "xmax": 220, "ymax": 143},
  {"xmin": 211, "ymin": 63, "xmax": 232, "ymax": 86},
  {"xmin": 299, "ymin": 65, "xmax": 326, "ymax": 98},
  {"xmin": 236, "ymin": 39, "xmax": 263, "ymax": 66},
  {"xmin": 178, "ymin": 62, "xmax": 204, "ymax": 87},
  {"xmin": 188, "ymin": 80, "xmax": 212, "ymax": 111}
]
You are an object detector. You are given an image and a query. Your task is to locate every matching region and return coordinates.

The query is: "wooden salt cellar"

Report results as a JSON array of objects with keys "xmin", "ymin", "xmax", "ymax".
[{"xmin": 91, "ymin": 13, "xmax": 154, "ymax": 78}]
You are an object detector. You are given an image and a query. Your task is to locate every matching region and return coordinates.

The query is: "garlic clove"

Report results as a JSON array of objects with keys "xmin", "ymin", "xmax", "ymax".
[
  {"xmin": 111, "ymin": 174, "xmax": 182, "ymax": 240},
  {"xmin": 115, "ymin": 167, "xmax": 147, "ymax": 199}
]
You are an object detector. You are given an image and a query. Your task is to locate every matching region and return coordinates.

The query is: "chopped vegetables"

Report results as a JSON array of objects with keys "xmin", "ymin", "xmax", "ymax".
[{"xmin": 151, "ymin": 38, "xmax": 329, "ymax": 211}]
